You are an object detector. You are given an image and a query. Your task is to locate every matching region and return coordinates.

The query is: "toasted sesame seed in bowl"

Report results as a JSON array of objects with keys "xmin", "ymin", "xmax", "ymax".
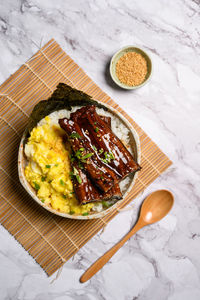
[{"xmin": 110, "ymin": 46, "xmax": 152, "ymax": 90}]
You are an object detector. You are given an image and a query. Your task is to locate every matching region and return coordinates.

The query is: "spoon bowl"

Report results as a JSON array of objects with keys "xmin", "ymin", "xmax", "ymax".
[{"xmin": 140, "ymin": 190, "xmax": 174, "ymax": 225}]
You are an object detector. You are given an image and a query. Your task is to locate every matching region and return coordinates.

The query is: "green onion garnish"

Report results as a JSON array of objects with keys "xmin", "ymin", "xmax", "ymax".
[
  {"xmin": 75, "ymin": 150, "xmax": 82, "ymax": 159},
  {"xmin": 62, "ymin": 194, "xmax": 67, "ymax": 199},
  {"xmin": 95, "ymin": 127, "xmax": 99, "ymax": 133},
  {"xmin": 69, "ymin": 211, "xmax": 75, "ymax": 215},
  {"xmin": 41, "ymin": 199, "xmax": 45, "ymax": 203},
  {"xmin": 78, "ymin": 161, "xmax": 83, "ymax": 169},
  {"xmin": 45, "ymin": 165, "xmax": 51, "ymax": 168},
  {"xmin": 33, "ymin": 182, "xmax": 40, "ymax": 190},
  {"xmin": 73, "ymin": 167, "xmax": 79, "ymax": 175},
  {"xmin": 70, "ymin": 132, "xmax": 82, "ymax": 139},
  {"xmin": 92, "ymin": 145, "xmax": 97, "ymax": 151},
  {"xmin": 60, "ymin": 179, "xmax": 65, "ymax": 186},
  {"xmin": 82, "ymin": 212, "xmax": 89, "ymax": 216},
  {"xmin": 76, "ymin": 175, "xmax": 82, "ymax": 184},
  {"xmin": 109, "ymin": 151, "xmax": 115, "ymax": 160},
  {"xmin": 41, "ymin": 176, "xmax": 46, "ymax": 182},
  {"xmin": 81, "ymin": 153, "xmax": 94, "ymax": 160}
]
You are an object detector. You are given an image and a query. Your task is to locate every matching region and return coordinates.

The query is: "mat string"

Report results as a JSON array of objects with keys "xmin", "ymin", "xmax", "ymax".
[
  {"xmin": 0, "ymin": 116, "xmax": 21, "ymax": 137},
  {"xmin": 141, "ymin": 153, "xmax": 161, "ymax": 175},
  {"xmin": 0, "ymin": 94, "xmax": 29, "ymax": 118},
  {"xmin": 24, "ymin": 63, "xmax": 54, "ymax": 92},
  {"xmin": 26, "ymin": 39, "xmax": 77, "ymax": 89}
]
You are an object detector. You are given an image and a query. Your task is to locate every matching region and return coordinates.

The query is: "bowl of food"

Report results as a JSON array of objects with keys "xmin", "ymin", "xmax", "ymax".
[
  {"xmin": 18, "ymin": 83, "xmax": 141, "ymax": 219},
  {"xmin": 110, "ymin": 46, "xmax": 152, "ymax": 89}
]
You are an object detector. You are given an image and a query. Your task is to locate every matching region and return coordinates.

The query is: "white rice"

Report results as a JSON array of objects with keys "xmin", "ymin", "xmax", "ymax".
[{"xmin": 38, "ymin": 106, "xmax": 133, "ymax": 211}]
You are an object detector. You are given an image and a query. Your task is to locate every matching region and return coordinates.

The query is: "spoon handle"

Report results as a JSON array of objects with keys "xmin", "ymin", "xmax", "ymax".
[{"xmin": 80, "ymin": 220, "xmax": 144, "ymax": 283}]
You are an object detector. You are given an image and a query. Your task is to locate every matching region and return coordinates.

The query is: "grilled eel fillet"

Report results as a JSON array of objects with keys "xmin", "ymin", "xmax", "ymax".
[
  {"xmin": 70, "ymin": 106, "xmax": 141, "ymax": 180},
  {"xmin": 71, "ymin": 161, "xmax": 122, "ymax": 204},
  {"xmin": 59, "ymin": 117, "xmax": 117, "ymax": 193},
  {"xmin": 59, "ymin": 106, "xmax": 141, "ymax": 204},
  {"xmin": 71, "ymin": 115, "xmax": 121, "ymax": 204}
]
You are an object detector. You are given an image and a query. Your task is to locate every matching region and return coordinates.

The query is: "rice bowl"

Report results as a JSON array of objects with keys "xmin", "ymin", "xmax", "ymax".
[{"xmin": 18, "ymin": 102, "xmax": 141, "ymax": 219}]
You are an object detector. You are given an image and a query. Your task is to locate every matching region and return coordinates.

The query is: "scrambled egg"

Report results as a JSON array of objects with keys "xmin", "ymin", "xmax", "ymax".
[{"xmin": 24, "ymin": 116, "xmax": 94, "ymax": 215}]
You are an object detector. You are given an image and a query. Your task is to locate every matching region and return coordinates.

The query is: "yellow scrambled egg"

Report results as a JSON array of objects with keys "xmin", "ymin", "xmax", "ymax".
[{"xmin": 24, "ymin": 116, "xmax": 94, "ymax": 215}]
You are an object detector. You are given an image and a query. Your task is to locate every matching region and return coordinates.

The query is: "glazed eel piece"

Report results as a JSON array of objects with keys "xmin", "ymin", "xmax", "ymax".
[
  {"xmin": 70, "ymin": 106, "xmax": 141, "ymax": 180},
  {"xmin": 71, "ymin": 161, "xmax": 122, "ymax": 204},
  {"xmin": 59, "ymin": 117, "xmax": 117, "ymax": 193},
  {"xmin": 100, "ymin": 116, "xmax": 111, "ymax": 128}
]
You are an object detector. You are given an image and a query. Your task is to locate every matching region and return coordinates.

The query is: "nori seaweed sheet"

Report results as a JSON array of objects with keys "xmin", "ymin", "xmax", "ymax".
[{"xmin": 23, "ymin": 83, "xmax": 108, "ymax": 145}]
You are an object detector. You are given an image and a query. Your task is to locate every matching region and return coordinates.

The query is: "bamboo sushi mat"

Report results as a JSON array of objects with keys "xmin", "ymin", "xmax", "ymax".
[{"xmin": 0, "ymin": 39, "xmax": 172, "ymax": 276}]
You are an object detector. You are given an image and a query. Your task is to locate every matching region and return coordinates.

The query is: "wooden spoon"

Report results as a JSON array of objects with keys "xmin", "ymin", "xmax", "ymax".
[{"xmin": 80, "ymin": 189, "xmax": 174, "ymax": 283}]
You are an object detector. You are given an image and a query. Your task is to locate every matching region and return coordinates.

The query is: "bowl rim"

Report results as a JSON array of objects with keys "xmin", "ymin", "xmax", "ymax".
[
  {"xmin": 110, "ymin": 45, "xmax": 152, "ymax": 90},
  {"xmin": 18, "ymin": 101, "xmax": 141, "ymax": 220}
]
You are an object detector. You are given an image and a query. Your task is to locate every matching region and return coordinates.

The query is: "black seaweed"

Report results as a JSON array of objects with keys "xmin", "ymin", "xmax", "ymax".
[
  {"xmin": 23, "ymin": 83, "xmax": 108, "ymax": 145},
  {"xmin": 48, "ymin": 83, "xmax": 107, "ymax": 109},
  {"xmin": 48, "ymin": 83, "xmax": 92, "ymax": 102}
]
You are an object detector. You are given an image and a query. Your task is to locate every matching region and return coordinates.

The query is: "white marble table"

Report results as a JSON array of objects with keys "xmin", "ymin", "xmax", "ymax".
[{"xmin": 0, "ymin": 0, "xmax": 200, "ymax": 299}]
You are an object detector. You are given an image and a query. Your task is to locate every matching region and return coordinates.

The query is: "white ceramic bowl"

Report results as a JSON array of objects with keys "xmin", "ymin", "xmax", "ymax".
[
  {"xmin": 110, "ymin": 45, "xmax": 152, "ymax": 90},
  {"xmin": 18, "ymin": 102, "xmax": 141, "ymax": 220}
]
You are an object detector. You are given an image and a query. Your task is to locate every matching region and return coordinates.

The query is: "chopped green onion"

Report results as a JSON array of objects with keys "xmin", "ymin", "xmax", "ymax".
[
  {"xmin": 82, "ymin": 212, "xmax": 89, "ymax": 216},
  {"xmin": 55, "ymin": 164, "xmax": 59, "ymax": 167},
  {"xmin": 100, "ymin": 176, "xmax": 104, "ymax": 180},
  {"xmin": 78, "ymin": 161, "xmax": 83, "ymax": 169},
  {"xmin": 81, "ymin": 153, "xmax": 94, "ymax": 160},
  {"xmin": 73, "ymin": 167, "xmax": 79, "ymax": 175},
  {"xmin": 109, "ymin": 151, "xmax": 115, "ymax": 160},
  {"xmin": 62, "ymin": 194, "xmax": 67, "ymax": 199},
  {"xmin": 80, "ymin": 147, "xmax": 85, "ymax": 152},
  {"xmin": 70, "ymin": 132, "xmax": 82, "ymax": 139},
  {"xmin": 99, "ymin": 148, "xmax": 103, "ymax": 154},
  {"xmin": 60, "ymin": 179, "xmax": 65, "ymax": 186},
  {"xmin": 76, "ymin": 175, "xmax": 82, "ymax": 184},
  {"xmin": 69, "ymin": 211, "xmax": 75, "ymax": 215},
  {"xmin": 92, "ymin": 145, "xmax": 97, "ymax": 151},
  {"xmin": 33, "ymin": 182, "xmax": 40, "ymax": 190},
  {"xmin": 41, "ymin": 176, "xmax": 46, "ymax": 182},
  {"xmin": 102, "ymin": 159, "xmax": 107, "ymax": 164},
  {"xmin": 95, "ymin": 127, "xmax": 99, "ymax": 133},
  {"xmin": 75, "ymin": 150, "xmax": 82, "ymax": 159},
  {"xmin": 94, "ymin": 122, "xmax": 97, "ymax": 125},
  {"xmin": 41, "ymin": 199, "xmax": 45, "ymax": 203},
  {"xmin": 45, "ymin": 165, "xmax": 51, "ymax": 168}
]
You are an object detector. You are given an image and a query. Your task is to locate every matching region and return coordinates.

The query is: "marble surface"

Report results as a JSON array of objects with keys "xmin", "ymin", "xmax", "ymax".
[{"xmin": 0, "ymin": 0, "xmax": 200, "ymax": 299}]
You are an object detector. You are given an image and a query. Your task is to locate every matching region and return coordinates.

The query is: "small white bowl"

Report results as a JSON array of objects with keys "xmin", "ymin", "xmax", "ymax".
[
  {"xmin": 18, "ymin": 102, "xmax": 141, "ymax": 220},
  {"xmin": 110, "ymin": 45, "xmax": 152, "ymax": 90}
]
